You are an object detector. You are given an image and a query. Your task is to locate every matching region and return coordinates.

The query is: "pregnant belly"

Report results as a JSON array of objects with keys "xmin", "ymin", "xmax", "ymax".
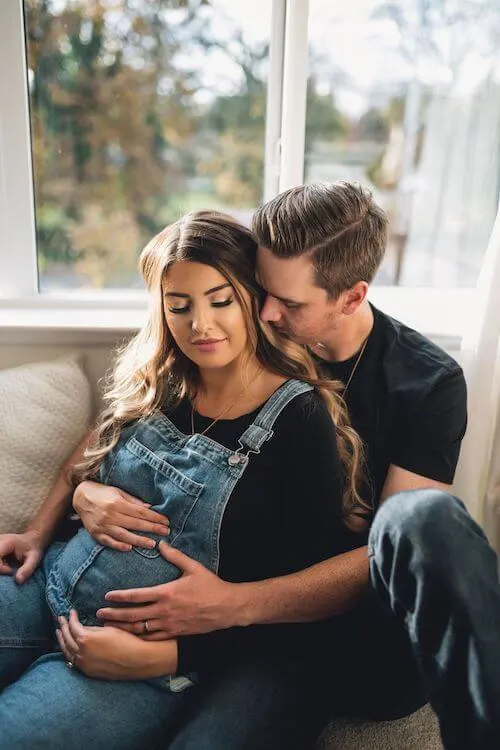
[{"xmin": 45, "ymin": 528, "xmax": 178, "ymax": 625}]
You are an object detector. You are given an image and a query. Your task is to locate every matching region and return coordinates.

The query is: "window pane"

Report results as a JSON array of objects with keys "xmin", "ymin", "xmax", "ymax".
[
  {"xmin": 306, "ymin": 0, "xmax": 500, "ymax": 287},
  {"xmin": 25, "ymin": 0, "xmax": 271, "ymax": 291}
]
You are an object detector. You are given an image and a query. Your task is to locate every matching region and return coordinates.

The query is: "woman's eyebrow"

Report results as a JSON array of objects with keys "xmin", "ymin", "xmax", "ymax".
[
  {"xmin": 164, "ymin": 283, "xmax": 231, "ymax": 299},
  {"xmin": 204, "ymin": 283, "xmax": 231, "ymax": 295}
]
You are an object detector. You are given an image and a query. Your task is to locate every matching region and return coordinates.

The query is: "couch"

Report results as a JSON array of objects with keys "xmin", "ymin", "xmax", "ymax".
[
  {"xmin": 317, "ymin": 703, "xmax": 442, "ymax": 748},
  {"xmin": 0, "ymin": 354, "xmax": 443, "ymax": 748}
]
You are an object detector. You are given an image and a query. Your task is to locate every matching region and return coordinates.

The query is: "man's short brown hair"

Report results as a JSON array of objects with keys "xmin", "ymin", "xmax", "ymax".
[{"xmin": 252, "ymin": 181, "xmax": 388, "ymax": 297}]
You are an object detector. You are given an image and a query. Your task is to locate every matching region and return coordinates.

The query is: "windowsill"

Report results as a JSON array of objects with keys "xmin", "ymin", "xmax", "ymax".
[
  {"xmin": 0, "ymin": 287, "xmax": 472, "ymax": 352},
  {"xmin": 0, "ymin": 291, "xmax": 148, "ymax": 332}
]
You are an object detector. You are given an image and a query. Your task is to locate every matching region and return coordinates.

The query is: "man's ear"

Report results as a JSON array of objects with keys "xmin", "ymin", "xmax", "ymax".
[{"xmin": 341, "ymin": 282, "xmax": 369, "ymax": 315}]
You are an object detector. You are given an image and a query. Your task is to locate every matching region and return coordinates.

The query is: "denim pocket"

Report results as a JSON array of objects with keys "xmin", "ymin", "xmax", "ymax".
[
  {"xmin": 124, "ymin": 437, "xmax": 204, "ymax": 544},
  {"xmin": 126, "ymin": 437, "xmax": 204, "ymax": 498}
]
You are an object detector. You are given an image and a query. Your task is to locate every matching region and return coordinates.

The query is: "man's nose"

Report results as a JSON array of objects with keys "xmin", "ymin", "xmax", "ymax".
[{"xmin": 260, "ymin": 295, "xmax": 282, "ymax": 323}]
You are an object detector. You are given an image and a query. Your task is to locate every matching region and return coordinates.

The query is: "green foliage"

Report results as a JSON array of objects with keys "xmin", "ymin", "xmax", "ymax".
[
  {"xmin": 305, "ymin": 78, "xmax": 348, "ymax": 147},
  {"xmin": 27, "ymin": 0, "xmax": 349, "ymax": 287}
]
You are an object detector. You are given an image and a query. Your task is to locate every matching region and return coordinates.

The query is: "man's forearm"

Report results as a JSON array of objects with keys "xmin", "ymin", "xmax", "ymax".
[{"xmin": 235, "ymin": 546, "xmax": 370, "ymax": 626}]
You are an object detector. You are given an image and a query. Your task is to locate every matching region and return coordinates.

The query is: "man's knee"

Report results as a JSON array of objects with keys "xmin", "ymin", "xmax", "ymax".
[{"xmin": 369, "ymin": 489, "xmax": 470, "ymax": 558}]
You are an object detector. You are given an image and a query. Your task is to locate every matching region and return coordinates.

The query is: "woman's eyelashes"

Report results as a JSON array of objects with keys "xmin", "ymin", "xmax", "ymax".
[
  {"xmin": 211, "ymin": 297, "xmax": 234, "ymax": 308},
  {"xmin": 168, "ymin": 297, "xmax": 234, "ymax": 314}
]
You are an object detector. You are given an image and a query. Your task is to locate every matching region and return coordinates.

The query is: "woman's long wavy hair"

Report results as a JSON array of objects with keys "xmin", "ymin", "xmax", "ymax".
[{"xmin": 73, "ymin": 210, "xmax": 370, "ymax": 531}]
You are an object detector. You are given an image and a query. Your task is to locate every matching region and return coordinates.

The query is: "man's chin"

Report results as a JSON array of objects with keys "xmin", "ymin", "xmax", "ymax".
[
  {"xmin": 271, "ymin": 326, "xmax": 309, "ymax": 346},
  {"xmin": 272, "ymin": 326, "xmax": 293, "ymax": 340}
]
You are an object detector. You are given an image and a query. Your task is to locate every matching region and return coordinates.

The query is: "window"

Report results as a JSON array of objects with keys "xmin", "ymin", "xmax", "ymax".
[
  {"xmin": 0, "ymin": 0, "xmax": 499, "ymax": 340},
  {"xmin": 305, "ymin": 0, "xmax": 500, "ymax": 288},
  {"xmin": 24, "ymin": 0, "xmax": 273, "ymax": 291}
]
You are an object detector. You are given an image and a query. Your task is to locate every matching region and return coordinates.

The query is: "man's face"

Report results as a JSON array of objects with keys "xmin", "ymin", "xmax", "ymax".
[{"xmin": 256, "ymin": 246, "xmax": 343, "ymax": 345}]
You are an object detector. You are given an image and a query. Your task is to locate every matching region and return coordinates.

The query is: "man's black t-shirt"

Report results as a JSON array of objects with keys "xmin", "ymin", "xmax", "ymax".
[{"xmin": 315, "ymin": 304, "xmax": 467, "ymax": 511}]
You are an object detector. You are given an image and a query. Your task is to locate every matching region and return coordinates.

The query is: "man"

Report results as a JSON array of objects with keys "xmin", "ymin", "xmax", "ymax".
[{"xmin": 93, "ymin": 183, "xmax": 500, "ymax": 748}]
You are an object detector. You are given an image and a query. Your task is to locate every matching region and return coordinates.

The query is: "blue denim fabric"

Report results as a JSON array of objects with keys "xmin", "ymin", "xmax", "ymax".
[
  {"xmin": 0, "ymin": 379, "xmax": 312, "ymax": 746},
  {"xmin": 0, "ymin": 652, "xmax": 191, "ymax": 750},
  {"xmin": 0, "ymin": 544, "xmax": 64, "ymax": 692},
  {"xmin": 369, "ymin": 489, "xmax": 500, "ymax": 750}
]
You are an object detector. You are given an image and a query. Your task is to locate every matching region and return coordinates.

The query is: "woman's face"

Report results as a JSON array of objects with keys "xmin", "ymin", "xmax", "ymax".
[{"xmin": 163, "ymin": 261, "xmax": 252, "ymax": 370}]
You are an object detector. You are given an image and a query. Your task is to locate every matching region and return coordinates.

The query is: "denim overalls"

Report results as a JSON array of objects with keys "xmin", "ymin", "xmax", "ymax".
[{"xmin": 44, "ymin": 378, "xmax": 312, "ymax": 687}]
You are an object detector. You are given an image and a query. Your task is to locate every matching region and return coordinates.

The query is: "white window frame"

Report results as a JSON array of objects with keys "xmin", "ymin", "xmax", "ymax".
[
  {"xmin": 0, "ymin": 0, "xmax": 37, "ymax": 298},
  {"xmin": 0, "ymin": 0, "xmax": 482, "ymax": 348}
]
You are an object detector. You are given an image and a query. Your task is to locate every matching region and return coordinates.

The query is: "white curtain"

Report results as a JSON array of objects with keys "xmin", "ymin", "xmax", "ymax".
[
  {"xmin": 453, "ymin": 201, "xmax": 500, "ymax": 550},
  {"xmin": 400, "ymin": 80, "xmax": 500, "ymax": 287}
]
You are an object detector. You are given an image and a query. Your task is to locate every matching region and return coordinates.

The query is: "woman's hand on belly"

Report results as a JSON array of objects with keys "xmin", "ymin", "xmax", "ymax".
[
  {"xmin": 56, "ymin": 609, "xmax": 178, "ymax": 680},
  {"xmin": 73, "ymin": 480, "xmax": 170, "ymax": 552}
]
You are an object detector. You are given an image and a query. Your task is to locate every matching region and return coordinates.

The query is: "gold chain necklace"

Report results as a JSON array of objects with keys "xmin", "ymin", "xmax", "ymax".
[
  {"xmin": 341, "ymin": 337, "xmax": 369, "ymax": 396},
  {"xmin": 191, "ymin": 368, "xmax": 263, "ymax": 437},
  {"xmin": 314, "ymin": 336, "xmax": 369, "ymax": 396}
]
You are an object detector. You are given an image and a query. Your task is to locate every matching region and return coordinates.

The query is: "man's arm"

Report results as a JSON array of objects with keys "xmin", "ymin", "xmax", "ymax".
[
  {"xmin": 381, "ymin": 465, "xmax": 451, "ymax": 503},
  {"xmin": 99, "ymin": 467, "xmax": 450, "ymax": 636},
  {"xmin": 231, "ymin": 468, "xmax": 452, "ymax": 626}
]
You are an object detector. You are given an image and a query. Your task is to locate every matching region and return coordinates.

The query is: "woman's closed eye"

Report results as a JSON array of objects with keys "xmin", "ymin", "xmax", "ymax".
[
  {"xmin": 211, "ymin": 297, "xmax": 234, "ymax": 308},
  {"xmin": 168, "ymin": 297, "xmax": 234, "ymax": 314}
]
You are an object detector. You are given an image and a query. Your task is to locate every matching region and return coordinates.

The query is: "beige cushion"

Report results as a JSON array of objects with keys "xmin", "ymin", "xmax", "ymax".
[
  {"xmin": 317, "ymin": 704, "xmax": 442, "ymax": 749},
  {"xmin": 0, "ymin": 354, "xmax": 92, "ymax": 533}
]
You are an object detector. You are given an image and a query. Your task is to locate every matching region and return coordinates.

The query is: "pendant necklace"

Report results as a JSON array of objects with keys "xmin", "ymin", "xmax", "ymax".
[{"xmin": 191, "ymin": 367, "xmax": 263, "ymax": 437}]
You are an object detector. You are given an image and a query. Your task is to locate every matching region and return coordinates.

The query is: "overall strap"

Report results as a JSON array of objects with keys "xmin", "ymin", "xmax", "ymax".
[{"xmin": 237, "ymin": 379, "xmax": 313, "ymax": 455}]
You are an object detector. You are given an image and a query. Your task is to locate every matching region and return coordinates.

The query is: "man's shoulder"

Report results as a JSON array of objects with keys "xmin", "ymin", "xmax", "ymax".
[{"xmin": 372, "ymin": 305, "xmax": 463, "ymax": 395}]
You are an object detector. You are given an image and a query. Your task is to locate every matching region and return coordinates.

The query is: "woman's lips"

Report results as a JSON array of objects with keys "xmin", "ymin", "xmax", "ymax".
[{"xmin": 192, "ymin": 338, "xmax": 227, "ymax": 353}]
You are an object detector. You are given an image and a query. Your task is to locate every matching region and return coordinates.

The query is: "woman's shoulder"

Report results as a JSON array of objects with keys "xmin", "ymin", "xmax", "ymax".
[
  {"xmin": 266, "ymin": 387, "xmax": 342, "ymax": 477},
  {"xmin": 274, "ymin": 387, "xmax": 333, "ymax": 434}
]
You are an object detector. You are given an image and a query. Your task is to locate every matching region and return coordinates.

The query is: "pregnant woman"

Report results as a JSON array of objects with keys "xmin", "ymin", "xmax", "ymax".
[{"xmin": 0, "ymin": 210, "xmax": 365, "ymax": 748}]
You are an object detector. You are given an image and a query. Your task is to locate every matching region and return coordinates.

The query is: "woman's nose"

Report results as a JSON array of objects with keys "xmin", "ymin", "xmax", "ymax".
[{"xmin": 191, "ymin": 305, "xmax": 212, "ymax": 333}]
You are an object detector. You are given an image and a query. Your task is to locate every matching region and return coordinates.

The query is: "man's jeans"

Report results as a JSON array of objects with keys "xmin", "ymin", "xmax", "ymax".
[{"xmin": 167, "ymin": 491, "xmax": 500, "ymax": 750}]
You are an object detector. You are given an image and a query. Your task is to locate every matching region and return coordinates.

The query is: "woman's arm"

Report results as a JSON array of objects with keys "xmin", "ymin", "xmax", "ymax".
[{"xmin": 25, "ymin": 433, "xmax": 91, "ymax": 546}]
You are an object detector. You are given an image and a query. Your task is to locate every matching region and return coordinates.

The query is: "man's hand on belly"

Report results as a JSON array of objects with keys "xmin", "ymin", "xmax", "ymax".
[{"xmin": 97, "ymin": 542, "xmax": 246, "ymax": 638}]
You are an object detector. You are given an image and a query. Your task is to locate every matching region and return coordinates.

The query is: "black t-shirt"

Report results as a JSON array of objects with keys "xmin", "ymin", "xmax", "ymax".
[
  {"xmin": 315, "ymin": 304, "xmax": 467, "ymax": 513},
  {"xmin": 171, "ymin": 390, "xmax": 349, "ymax": 673},
  {"xmin": 171, "ymin": 393, "xmax": 348, "ymax": 582}
]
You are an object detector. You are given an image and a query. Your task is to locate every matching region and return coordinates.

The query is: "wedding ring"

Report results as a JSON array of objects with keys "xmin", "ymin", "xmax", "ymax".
[
  {"xmin": 143, "ymin": 620, "xmax": 150, "ymax": 634},
  {"xmin": 66, "ymin": 659, "xmax": 74, "ymax": 669}
]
